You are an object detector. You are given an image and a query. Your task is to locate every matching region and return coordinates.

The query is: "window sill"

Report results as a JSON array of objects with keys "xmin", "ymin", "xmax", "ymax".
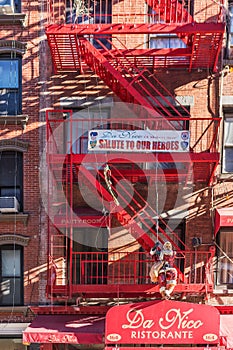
[
  {"xmin": 0, "ymin": 213, "xmax": 29, "ymax": 225},
  {"xmin": 0, "ymin": 13, "xmax": 26, "ymax": 26},
  {"xmin": 214, "ymin": 286, "xmax": 233, "ymax": 295},
  {"xmin": 0, "ymin": 306, "xmax": 28, "ymax": 314},
  {"xmin": 217, "ymin": 173, "xmax": 233, "ymax": 181},
  {"xmin": 0, "ymin": 115, "xmax": 29, "ymax": 129}
]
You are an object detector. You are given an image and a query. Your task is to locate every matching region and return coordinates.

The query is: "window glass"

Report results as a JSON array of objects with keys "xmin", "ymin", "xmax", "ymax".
[
  {"xmin": 223, "ymin": 147, "xmax": 233, "ymax": 173},
  {"xmin": 14, "ymin": 0, "xmax": 21, "ymax": 12},
  {"xmin": 0, "ymin": 60, "xmax": 19, "ymax": 89},
  {"xmin": 0, "ymin": 245, "xmax": 23, "ymax": 306},
  {"xmin": 0, "ymin": 57, "xmax": 21, "ymax": 115},
  {"xmin": 66, "ymin": 0, "xmax": 112, "ymax": 48},
  {"xmin": 0, "ymin": 151, "xmax": 23, "ymax": 210},
  {"xmin": 224, "ymin": 117, "xmax": 233, "ymax": 145},
  {"xmin": 222, "ymin": 115, "xmax": 233, "ymax": 173},
  {"xmin": 1, "ymin": 250, "xmax": 21, "ymax": 276},
  {"xmin": 1, "ymin": 187, "xmax": 20, "ymax": 198},
  {"xmin": 230, "ymin": 6, "xmax": 233, "ymax": 35},
  {"xmin": 65, "ymin": 109, "xmax": 109, "ymax": 154},
  {"xmin": 217, "ymin": 230, "xmax": 233, "ymax": 284},
  {"xmin": 150, "ymin": 35, "xmax": 186, "ymax": 49}
]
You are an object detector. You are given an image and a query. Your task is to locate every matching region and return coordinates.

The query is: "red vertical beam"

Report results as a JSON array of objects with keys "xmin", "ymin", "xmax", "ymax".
[
  {"xmin": 212, "ymin": 33, "xmax": 224, "ymax": 72},
  {"xmin": 69, "ymin": 111, "xmax": 73, "ymax": 298}
]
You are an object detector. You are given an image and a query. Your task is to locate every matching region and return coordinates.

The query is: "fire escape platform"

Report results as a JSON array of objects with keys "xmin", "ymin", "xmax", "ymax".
[
  {"xmin": 48, "ymin": 152, "xmax": 219, "ymax": 164},
  {"xmin": 46, "ymin": 22, "xmax": 224, "ymax": 72},
  {"xmin": 48, "ymin": 151, "xmax": 219, "ymax": 185},
  {"xmin": 46, "ymin": 22, "xmax": 225, "ymax": 35},
  {"xmin": 102, "ymin": 48, "xmax": 192, "ymax": 69},
  {"xmin": 47, "ymin": 283, "xmax": 213, "ymax": 299}
]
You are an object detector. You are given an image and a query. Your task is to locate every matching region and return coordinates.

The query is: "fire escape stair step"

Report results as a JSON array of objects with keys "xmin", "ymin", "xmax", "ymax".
[{"xmin": 78, "ymin": 37, "xmax": 190, "ymax": 119}]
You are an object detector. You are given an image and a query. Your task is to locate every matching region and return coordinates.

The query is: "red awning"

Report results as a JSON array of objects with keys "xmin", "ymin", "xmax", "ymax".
[
  {"xmin": 106, "ymin": 348, "xmax": 220, "ymax": 350},
  {"xmin": 23, "ymin": 314, "xmax": 105, "ymax": 344},
  {"xmin": 220, "ymin": 315, "xmax": 233, "ymax": 349},
  {"xmin": 215, "ymin": 208, "xmax": 233, "ymax": 235}
]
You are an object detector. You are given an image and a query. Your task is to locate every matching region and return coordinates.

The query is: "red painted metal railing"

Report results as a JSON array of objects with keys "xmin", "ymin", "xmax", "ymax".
[
  {"xmin": 47, "ymin": 249, "xmax": 214, "ymax": 299},
  {"xmin": 46, "ymin": 111, "xmax": 220, "ymax": 153},
  {"xmin": 46, "ymin": 0, "xmax": 193, "ymax": 26},
  {"xmin": 45, "ymin": 0, "xmax": 224, "ymax": 26}
]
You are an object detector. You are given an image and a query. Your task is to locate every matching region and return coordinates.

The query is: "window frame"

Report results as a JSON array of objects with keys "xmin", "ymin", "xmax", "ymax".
[
  {"xmin": 0, "ymin": 150, "xmax": 24, "ymax": 211},
  {"xmin": 0, "ymin": 244, "xmax": 24, "ymax": 306},
  {"xmin": 64, "ymin": 107, "xmax": 111, "ymax": 154},
  {"xmin": 0, "ymin": 55, "xmax": 22, "ymax": 116},
  {"xmin": 225, "ymin": 2, "xmax": 233, "ymax": 59},
  {"xmin": 216, "ymin": 228, "xmax": 233, "ymax": 286},
  {"xmin": 149, "ymin": 33, "xmax": 187, "ymax": 49},
  {"xmin": 221, "ymin": 111, "xmax": 233, "ymax": 174},
  {"xmin": 229, "ymin": 4, "xmax": 233, "ymax": 46}
]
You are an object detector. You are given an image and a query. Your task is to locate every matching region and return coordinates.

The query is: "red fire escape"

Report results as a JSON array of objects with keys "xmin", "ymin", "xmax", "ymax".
[{"xmin": 44, "ymin": 0, "xmax": 225, "ymax": 303}]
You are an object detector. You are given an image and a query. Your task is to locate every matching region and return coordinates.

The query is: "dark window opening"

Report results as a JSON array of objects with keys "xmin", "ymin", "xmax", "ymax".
[
  {"xmin": 69, "ymin": 228, "xmax": 108, "ymax": 285},
  {"xmin": 0, "ymin": 151, "xmax": 23, "ymax": 211}
]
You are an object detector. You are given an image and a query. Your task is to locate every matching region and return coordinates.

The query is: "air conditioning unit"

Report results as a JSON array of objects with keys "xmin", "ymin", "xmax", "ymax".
[
  {"xmin": 0, "ymin": 0, "xmax": 15, "ymax": 14},
  {"xmin": 0, "ymin": 197, "xmax": 19, "ymax": 213}
]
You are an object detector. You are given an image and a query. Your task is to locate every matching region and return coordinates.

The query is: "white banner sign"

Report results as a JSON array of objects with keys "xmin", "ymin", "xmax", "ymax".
[{"xmin": 88, "ymin": 129, "xmax": 190, "ymax": 152}]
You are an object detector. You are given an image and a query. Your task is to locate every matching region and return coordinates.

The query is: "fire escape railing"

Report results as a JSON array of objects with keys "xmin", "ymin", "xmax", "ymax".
[
  {"xmin": 48, "ymin": 250, "xmax": 214, "ymax": 289},
  {"xmin": 46, "ymin": 0, "xmax": 224, "ymax": 26},
  {"xmin": 46, "ymin": 113, "xmax": 221, "ymax": 154}
]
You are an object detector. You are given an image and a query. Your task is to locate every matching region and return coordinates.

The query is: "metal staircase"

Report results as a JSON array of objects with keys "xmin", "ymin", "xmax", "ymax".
[
  {"xmin": 79, "ymin": 37, "xmax": 190, "ymax": 119},
  {"xmin": 77, "ymin": 164, "xmax": 188, "ymax": 253}
]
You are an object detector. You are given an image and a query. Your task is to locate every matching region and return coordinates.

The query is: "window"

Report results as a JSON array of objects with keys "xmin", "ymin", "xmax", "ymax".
[
  {"xmin": 222, "ymin": 112, "xmax": 233, "ymax": 173},
  {"xmin": 0, "ymin": 57, "xmax": 22, "ymax": 116},
  {"xmin": 226, "ymin": 3, "xmax": 233, "ymax": 58},
  {"xmin": 216, "ymin": 229, "xmax": 233, "ymax": 285},
  {"xmin": 150, "ymin": 34, "xmax": 186, "ymax": 49},
  {"xmin": 65, "ymin": 108, "xmax": 110, "ymax": 154},
  {"xmin": 14, "ymin": 0, "xmax": 21, "ymax": 13},
  {"xmin": 230, "ymin": 6, "xmax": 233, "ymax": 45},
  {"xmin": 0, "ymin": 151, "xmax": 23, "ymax": 211},
  {"xmin": 149, "ymin": 6, "xmax": 187, "ymax": 51},
  {"xmin": 66, "ymin": 0, "xmax": 112, "ymax": 49},
  {"xmin": 0, "ymin": 0, "xmax": 20, "ymax": 13},
  {"xmin": 0, "ymin": 244, "xmax": 23, "ymax": 306},
  {"xmin": 70, "ymin": 229, "xmax": 108, "ymax": 285}
]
